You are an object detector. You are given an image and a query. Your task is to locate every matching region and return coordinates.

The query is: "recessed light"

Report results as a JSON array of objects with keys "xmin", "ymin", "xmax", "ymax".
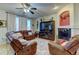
[{"xmin": 53, "ymin": 6, "xmax": 59, "ymax": 10}]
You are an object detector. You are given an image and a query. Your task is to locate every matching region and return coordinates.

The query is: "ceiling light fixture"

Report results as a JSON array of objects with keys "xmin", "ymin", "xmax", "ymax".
[
  {"xmin": 27, "ymin": 9, "xmax": 29, "ymax": 12},
  {"xmin": 24, "ymin": 9, "xmax": 27, "ymax": 13},
  {"xmin": 24, "ymin": 9, "xmax": 29, "ymax": 13}
]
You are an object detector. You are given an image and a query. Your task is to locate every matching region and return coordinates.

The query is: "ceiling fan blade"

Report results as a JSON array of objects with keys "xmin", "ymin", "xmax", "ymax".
[
  {"xmin": 31, "ymin": 8, "xmax": 37, "ymax": 10},
  {"xmin": 30, "ymin": 10, "xmax": 34, "ymax": 14},
  {"xmin": 25, "ymin": 3, "xmax": 31, "ymax": 7}
]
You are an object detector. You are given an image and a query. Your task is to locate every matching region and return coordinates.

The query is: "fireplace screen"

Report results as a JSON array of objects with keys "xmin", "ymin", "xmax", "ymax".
[{"xmin": 58, "ymin": 28, "xmax": 71, "ymax": 40}]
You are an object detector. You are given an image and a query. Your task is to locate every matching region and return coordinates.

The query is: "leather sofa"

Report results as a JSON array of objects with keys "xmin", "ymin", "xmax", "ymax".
[
  {"xmin": 10, "ymin": 39, "xmax": 37, "ymax": 55},
  {"xmin": 6, "ymin": 30, "xmax": 37, "ymax": 55},
  {"xmin": 48, "ymin": 36, "xmax": 79, "ymax": 55},
  {"xmin": 17, "ymin": 30, "xmax": 37, "ymax": 40}
]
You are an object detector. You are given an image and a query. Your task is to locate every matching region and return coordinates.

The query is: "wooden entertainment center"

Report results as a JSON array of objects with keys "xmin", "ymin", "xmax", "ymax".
[{"xmin": 39, "ymin": 20, "xmax": 55, "ymax": 41}]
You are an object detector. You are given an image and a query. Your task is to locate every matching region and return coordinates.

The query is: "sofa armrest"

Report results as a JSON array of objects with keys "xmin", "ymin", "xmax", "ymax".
[{"xmin": 48, "ymin": 41, "xmax": 70, "ymax": 55}]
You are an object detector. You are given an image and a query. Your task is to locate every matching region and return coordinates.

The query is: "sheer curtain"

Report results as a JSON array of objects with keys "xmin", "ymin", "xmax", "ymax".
[
  {"xmin": 16, "ymin": 16, "xmax": 19, "ymax": 31},
  {"xmin": 26, "ymin": 19, "xmax": 32, "ymax": 31},
  {"xmin": 19, "ymin": 17, "xmax": 27, "ymax": 30}
]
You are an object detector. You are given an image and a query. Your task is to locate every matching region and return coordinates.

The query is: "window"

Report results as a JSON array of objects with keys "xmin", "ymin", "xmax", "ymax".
[
  {"xmin": 16, "ymin": 16, "xmax": 19, "ymax": 31},
  {"xmin": 26, "ymin": 19, "xmax": 31, "ymax": 30}
]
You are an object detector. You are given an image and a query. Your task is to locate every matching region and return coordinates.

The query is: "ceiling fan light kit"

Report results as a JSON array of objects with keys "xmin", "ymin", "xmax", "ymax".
[
  {"xmin": 16, "ymin": 3, "xmax": 38, "ymax": 15},
  {"xmin": 24, "ymin": 9, "xmax": 27, "ymax": 13},
  {"xmin": 22, "ymin": 3, "xmax": 37, "ymax": 14}
]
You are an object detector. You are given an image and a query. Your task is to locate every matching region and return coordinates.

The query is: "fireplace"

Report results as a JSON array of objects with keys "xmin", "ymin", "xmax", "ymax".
[{"xmin": 58, "ymin": 28, "xmax": 71, "ymax": 41}]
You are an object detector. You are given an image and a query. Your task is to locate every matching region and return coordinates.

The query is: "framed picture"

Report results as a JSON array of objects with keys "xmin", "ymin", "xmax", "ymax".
[
  {"xmin": 0, "ymin": 20, "xmax": 7, "ymax": 27},
  {"xmin": 59, "ymin": 11, "xmax": 70, "ymax": 26}
]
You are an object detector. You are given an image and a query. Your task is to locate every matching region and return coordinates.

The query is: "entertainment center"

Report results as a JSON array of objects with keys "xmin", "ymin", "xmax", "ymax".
[{"xmin": 39, "ymin": 20, "xmax": 55, "ymax": 41}]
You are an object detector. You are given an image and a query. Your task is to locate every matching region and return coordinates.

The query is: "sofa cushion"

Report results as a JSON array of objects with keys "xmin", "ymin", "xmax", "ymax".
[
  {"xmin": 28, "ymin": 32, "xmax": 32, "ymax": 35},
  {"xmin": 63, "ymin": 39, "xmax": 79, "ymax": 50},
  {"xmin": 11, "ymin": 33, "xmax": 23, "ymax": 39},
  {"xmin": 54, "ymin": 39, "xmax": 66, "ymax": 44},
  {"xmin": 68, "ymin": 44, "xmax": 79, "ymax": 54},
  {"xmin": 61, "ymin": 41, "xmax": 69, "ymax": 47},
  {"xmin": 18, "ymin": 38, "xmax": 29, "ymax": 45},
  {"xmin": 49, "ymin": 41, "xmax": 64, "ymax": 50},
  {"xmin": 48, "ymin": 43, "xmax": 70, "ymax": 55},
  {"xmin": 20, "ymin": 31, "xmax": 28, "ymax": 36},
  {"xmin": 61, "ymin": 38, "xmax": 79, "ymax": 54}
]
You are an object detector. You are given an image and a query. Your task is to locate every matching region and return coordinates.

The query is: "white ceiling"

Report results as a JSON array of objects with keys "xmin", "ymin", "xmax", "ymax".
[{"xmin": 0, "ymin": 3, "xmax": 68, "ymax": 19}]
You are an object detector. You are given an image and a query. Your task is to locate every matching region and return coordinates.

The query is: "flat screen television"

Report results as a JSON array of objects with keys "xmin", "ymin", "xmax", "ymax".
[{"xmin": 40, "ymin": 21, "xmax": 53, "ymax": 32}]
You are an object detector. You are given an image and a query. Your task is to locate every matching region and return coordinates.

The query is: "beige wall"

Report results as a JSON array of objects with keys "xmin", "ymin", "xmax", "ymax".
[
  {"xmin": 73, "ymin": 4, "xmax": 79, "ymax": 36},
  {"xmin": 7, "ymin": 13, "xmax": 16, "ymax": 32},
  {"xmin": 0, "ymin": 10, "xmax": 7, "ymax": 44}
]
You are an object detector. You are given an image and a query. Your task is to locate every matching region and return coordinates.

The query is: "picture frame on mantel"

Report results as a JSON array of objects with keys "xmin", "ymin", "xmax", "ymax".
[{"xmin": 0, "ymin": 20, "xmax": 7, "ymax": 27}]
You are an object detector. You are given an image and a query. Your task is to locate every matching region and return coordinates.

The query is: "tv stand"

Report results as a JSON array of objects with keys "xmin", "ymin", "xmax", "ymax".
[{"xmin": 39, "ymin": 21, "xmax": 55, "ymax": 41}]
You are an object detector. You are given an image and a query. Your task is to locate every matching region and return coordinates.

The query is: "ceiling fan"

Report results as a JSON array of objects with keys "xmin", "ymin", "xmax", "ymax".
[{"xmin": 16, "ymin": 3, "xmax": 38, "ymax": 14}]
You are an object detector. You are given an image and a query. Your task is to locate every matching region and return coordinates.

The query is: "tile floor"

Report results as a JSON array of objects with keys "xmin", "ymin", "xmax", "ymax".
[
  {"xmin": 0, "ymin": 38, "xmax": 50, "ymax": 55},
  {"xmin": 0, "ymin": 44, "xmax": 15, "ymax": 55}
]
